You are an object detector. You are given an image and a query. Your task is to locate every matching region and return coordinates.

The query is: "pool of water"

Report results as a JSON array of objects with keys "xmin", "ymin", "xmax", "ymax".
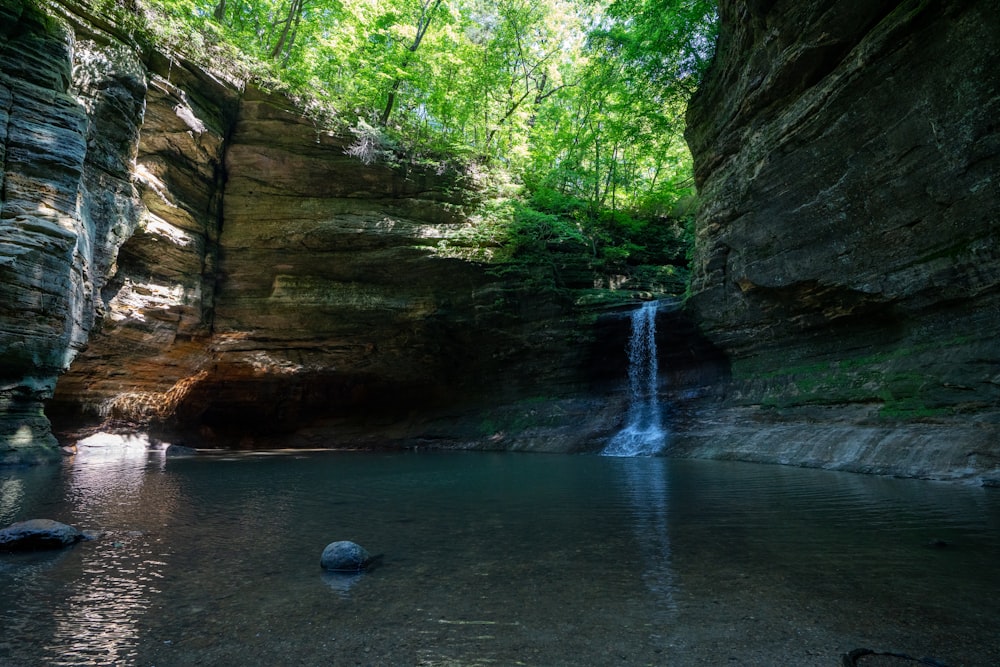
[{"xmin": 1, "ymin": 447, "xmax": 998, "ymax": 666}]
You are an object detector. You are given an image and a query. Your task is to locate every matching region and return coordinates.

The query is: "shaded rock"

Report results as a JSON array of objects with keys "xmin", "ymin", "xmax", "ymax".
[
  {"xmin": 320, "ymin": 540, "xmax": 374, "ymax": 572},
  {"xmin": 0, "ymin": 0, "xmax": 147, "ymax": 460},
  {"xmin": 47, "ymin": 77, "xmax": 717, "ymax": 454},
  {"xmin": 679, "ymin": 0, "xmax": 1000, "ymax": 477},
  {"xmin": 0, "ymin": 0, "xmax": 723, "ymax": 461},
  {"xmin": 0, "ymin": 519, "xmax": 86, "ymax": 551},
  {"xmin": 686, "ymin": 0, "xmax": 1000, "ymax": 391}
]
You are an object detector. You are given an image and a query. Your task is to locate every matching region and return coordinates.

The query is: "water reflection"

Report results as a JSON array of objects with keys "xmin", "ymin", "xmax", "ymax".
[
  {"xmin": 0, "ymin": 477, "xmax": 25, "ymax": 526},
  {"xmin": 68, "ymin": 433, "xmax": 165, "ymax": 513},
  {"xmin": 41, "ymin": 434, "xmax": 176, "ymax": 665},
  {"xmin": 2, "ymin": 452, "xmax": 998, "ymax": 666},
  {"xmin": 618, "ymin": 457, "xmax": 676, "ymax": 615},
  {"xmin": 321, "ymin": 570, "xmax": 365, "ymax": 597}
]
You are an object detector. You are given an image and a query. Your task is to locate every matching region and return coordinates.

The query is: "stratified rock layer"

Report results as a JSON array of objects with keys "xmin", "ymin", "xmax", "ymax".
[
  {"xmin": 46, "ymin": 79, "xmax": 677, "ymax": 451},
  {"xmin": 4, "ymin": 2, "xmax": 718, "ymax": 456},
  {"xmin": 0, "ymin": 0, "xmax": 146, "ymax": 461},
  {"xmin": 8, "ymin": 0, "xmax": 997, "ymax": 481},
  {"xmin": 680, "ymin": 0, "xmax": 1000, "ymax": 480}
]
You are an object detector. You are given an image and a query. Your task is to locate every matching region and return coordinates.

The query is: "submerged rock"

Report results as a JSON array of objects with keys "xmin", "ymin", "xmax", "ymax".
[
  {"xmin": 0, "ymin": 519, "xmax": 87, "ymax": 552},
  {"xmin": 165, "ymin": 444, "xmax": 198, "ymax": 457},
  {"xmin": 842, "ymin": 648, "xmax": 949, "ymax": 666},
  {"xmin": 320, "ymin": 540, "xmax": 375, "ymax": 572},
  {"xmin": 321, "ymin": 570, "xmax": 365, "ymax": 597}
]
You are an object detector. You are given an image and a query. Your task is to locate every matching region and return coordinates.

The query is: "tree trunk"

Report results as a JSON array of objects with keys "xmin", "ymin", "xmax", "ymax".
[
  {"xmin": 379, "ymin": 79, "xmax": 403, "ymax": 127},
  {"xmin": 270, "ymin": 0, "xmax": 305, "ymax": 61},
  {"xmin": 379, "ymin": 0, "xmax": 444, "ymax": 127}
]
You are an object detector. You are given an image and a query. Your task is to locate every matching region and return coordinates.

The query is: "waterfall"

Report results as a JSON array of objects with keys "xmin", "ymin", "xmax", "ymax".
[{"xmin": 603, "ymin": 300, "xmax": 666, "ymax": 457}]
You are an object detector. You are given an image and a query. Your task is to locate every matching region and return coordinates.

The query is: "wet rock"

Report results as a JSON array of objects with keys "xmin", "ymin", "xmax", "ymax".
[
  {"xmin": 320, "ymin": 540, "xmax": 374, "ymax": 572},
  {"xmin": 842, "ymin": 648, "xmax": 949, "ymax": 666},
  {"xmin": 165, "ymin": 444, "xmax": 198, "ymax": 457},
  {"xmin": 0, "ymin": 519, "xmax": 87, "ymax": 551}
]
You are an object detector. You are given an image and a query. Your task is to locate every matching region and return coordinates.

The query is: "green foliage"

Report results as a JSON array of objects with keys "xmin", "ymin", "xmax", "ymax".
[
  {"xmin": 345, "ymin": 119, "xmax": 398, "ymax": 165},
  {"xmin": 507, "ymin": 205, "xmax": 588, "ymax": 259},
  {"xmin": 600, "ymin": 0, "xmax": 718, "ymax": 96},
  {"xmin": 136, "ymin": 0, "xmax": 715, "ymax": 289}
]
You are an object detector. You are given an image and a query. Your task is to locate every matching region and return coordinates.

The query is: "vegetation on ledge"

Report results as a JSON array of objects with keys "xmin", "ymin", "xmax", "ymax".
[{"xmin": 60, "ymin": 0, "xmax": 716, "ymax": 292}]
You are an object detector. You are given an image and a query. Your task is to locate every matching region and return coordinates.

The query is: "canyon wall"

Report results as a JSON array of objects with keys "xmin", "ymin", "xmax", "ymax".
[
  {"xmin": 6, "ymin": 0, "xmax": 996, "ymax": 482},
  {"xmin": 1, "ymin": 0, "xmax": 721, "ymax": 462},
  {"xmin": 679, "ymin": 0, "xmax": 1000, "ymax": 482},
  {"xmin": 1, "ymin": 0, "xmax": 149, "ymax": 461}
]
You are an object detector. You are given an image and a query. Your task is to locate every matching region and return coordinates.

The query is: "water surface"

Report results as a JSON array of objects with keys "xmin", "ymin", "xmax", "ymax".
[{"xmin": 1, "ymin": 447, "xmax": 998, "ymax": 666}]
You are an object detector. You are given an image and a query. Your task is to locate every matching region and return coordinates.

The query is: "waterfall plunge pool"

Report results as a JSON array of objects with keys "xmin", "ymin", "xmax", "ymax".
[{"xmin": 1, "ymin": 449, "xmax": 998, "ymax": 666}]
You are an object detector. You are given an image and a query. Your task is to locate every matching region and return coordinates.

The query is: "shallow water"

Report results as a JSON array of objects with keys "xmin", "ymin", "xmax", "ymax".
[{"xmin": 1, "ymin": 448, "xmax": 998, "ymax": 666}]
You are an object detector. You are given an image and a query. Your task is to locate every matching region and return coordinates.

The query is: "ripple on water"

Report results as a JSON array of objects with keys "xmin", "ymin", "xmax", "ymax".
[{"xmin": 0, "ymin": 451, "xmax": 998, "ymax": 666}]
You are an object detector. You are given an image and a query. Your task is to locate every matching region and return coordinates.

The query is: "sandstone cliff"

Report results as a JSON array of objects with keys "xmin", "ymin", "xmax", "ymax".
[
  {"xmin": 1, "ymin": 0, "xmax": 717, "ymax": 462},
  {"xmin": 6, "ymin": 0, "xmax": 997, "ymax": 482},
  {"xmin": 680, "ymin": 0, "xmax": 1000, "ymax": 481},
  {"xmin": 1, "ymin": 0, "xmax": 148, "ymax": 460}
]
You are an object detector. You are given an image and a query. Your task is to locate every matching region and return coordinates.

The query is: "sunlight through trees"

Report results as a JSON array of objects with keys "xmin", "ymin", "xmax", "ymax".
[{"xmin": 139, "ymin": 0, "xmax": 716, "ymax": 271}]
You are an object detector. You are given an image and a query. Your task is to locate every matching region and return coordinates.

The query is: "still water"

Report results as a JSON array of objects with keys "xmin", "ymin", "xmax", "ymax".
[{"xmin": 1, "ymin": 446, "xmax": 998, "ymax": 666}]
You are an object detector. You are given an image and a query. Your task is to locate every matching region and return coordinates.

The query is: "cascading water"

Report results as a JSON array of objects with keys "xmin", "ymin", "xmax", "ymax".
[{"xmin": 602, "ymin": 300, "xmax": 666, "ymax": 457}]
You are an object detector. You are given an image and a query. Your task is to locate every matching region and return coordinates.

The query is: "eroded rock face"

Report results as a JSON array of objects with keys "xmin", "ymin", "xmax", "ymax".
[
  {"xmin": 9, "ymin": 0, "xmax": 996, "ymax": 480},
  {"xmin": 681, "ymin": 0, "xmax": 1000, "ymax": 479},
  {"xmin": 43, "ymin": 78, "xmax": 679, "ymax": 451},
  {"xmin": 47, "ymin": 44, "xmax": 238, "ymax": 438},
  {"xmin": 0, "ymin": 0, "xmax": 146, "ymax": 461},
  {"xmin": 19, "ymin": 10, "xmax": 720, "ymax": 454}
]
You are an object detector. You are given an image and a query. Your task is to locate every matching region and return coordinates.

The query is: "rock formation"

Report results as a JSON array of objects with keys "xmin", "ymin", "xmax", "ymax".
[
  {"xmin": 5, "ymin": 0, "xmax": 996, "ymax": 482},
  {"xmin": 320, "ymin": 540, "xmax": 375, "ymax": 572},
  {"xmin": 1, "ymin": 0, "xmax": 147, "ymax": 461},
  {"xmin": 1, "ymin": 0, "xmax": 720, "ymax": 462},
  {"xmin": 0, "ymin": 518, "xmax": 87, "ymax": 551},
  {"xmin": 680, "ymin": 0, "xmax": 1000, "ymax": 481}
]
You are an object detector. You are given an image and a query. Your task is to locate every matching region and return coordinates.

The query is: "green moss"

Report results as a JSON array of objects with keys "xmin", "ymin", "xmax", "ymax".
[
  {"xmin": 730, "ymin": 334, "xmax": 978, "ymax": 419},
  {"xmin": 478, "ymin": 418, "xmax": 499, "ymax": 436},
  {"xmin": 475, "ymin": 395, "xmax": 566, "ymax": 437},
  {"xmin": 878, "ymin": 401, "xmax": 952, "ymax": 420}
]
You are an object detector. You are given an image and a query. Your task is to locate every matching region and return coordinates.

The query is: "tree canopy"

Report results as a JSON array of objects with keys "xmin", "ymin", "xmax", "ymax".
[{"xmin": 139, "ymin": 0, "xmax": 717, "ymax": 279}]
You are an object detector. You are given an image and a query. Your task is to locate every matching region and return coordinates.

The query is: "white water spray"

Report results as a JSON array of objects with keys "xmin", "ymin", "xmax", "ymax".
[{"xmin": 603, "ymin": 301, "xmax": 666, "ymax": 456}]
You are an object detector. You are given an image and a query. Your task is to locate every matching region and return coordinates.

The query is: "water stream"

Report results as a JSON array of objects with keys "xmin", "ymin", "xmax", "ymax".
[{"xmin": 603, "ymin": 300, "xmax": 667, "ymax": 456}]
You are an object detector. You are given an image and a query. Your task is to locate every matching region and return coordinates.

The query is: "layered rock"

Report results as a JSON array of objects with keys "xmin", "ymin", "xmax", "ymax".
[
  {"xmin": 48, "ymin": 42, "xmax": 239, "ymax": 439},
  {"xmin": 680, "ymin": 0, "xmax": 1000, "ymax": 480},
  {"xmin": 25, "ymin": 0, "xmax": 999, "ymax": 478},
  {"xmin": 51, "ymin": 82, "xmax": 719, "ymax": 450},
  {"xmin": 5, "ymin": 5, "xmax": 715, "ymax": 454},
  {"xmin": 0, "ymin": 0, "xmax": 146, "ymax": 461}
]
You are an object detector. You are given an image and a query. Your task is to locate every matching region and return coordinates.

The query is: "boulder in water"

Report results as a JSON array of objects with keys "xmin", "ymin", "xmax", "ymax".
[
  {"xmin": 320, "ymin": 540, "xmax": 376, "ymax": 572},
  {"xmin": 0, "ymin": 519, "xmax": 88, "ymax": 552}
]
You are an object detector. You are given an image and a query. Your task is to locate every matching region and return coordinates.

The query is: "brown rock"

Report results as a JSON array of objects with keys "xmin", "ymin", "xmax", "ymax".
[{"xmin": 0, "ymin": 0, "xmax": 723, "ymax": 461}]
